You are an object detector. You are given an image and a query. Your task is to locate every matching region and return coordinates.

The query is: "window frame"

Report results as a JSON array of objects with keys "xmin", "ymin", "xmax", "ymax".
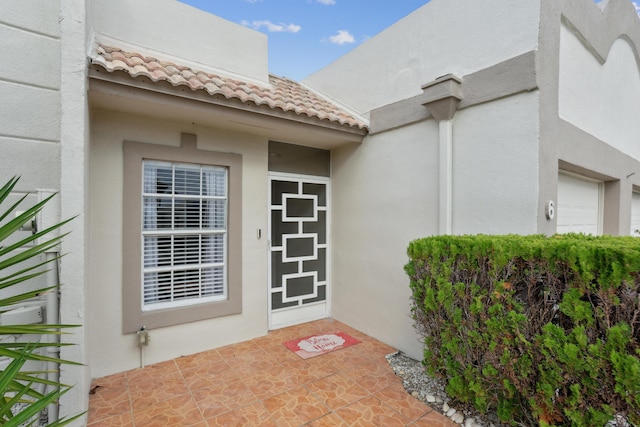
[
  {"xmin": 123, "ymin": 134, "xmax": 242, "ymax": 333},
  {"xmin": 141, "ymin": 160, "xmax": 228, "ymax": 310}
]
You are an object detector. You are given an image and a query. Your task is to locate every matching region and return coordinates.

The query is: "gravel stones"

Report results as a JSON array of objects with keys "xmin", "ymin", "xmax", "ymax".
[
  {"xmin": 386, "ymin": 351, "xmax": 501, "ymax": 426},
  {"xmin": 452, "ymin": 413, "xmax": 465, "ymax": 424}
]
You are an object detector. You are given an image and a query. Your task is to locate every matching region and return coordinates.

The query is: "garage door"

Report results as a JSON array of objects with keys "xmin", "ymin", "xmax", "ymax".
[
  {"xmin": 631, "ymin": 192, "xmax": 640, "ymax": 236},
  {"xmin": 556, "ymin": 173, "xmax": 603, "ymax": 235}
]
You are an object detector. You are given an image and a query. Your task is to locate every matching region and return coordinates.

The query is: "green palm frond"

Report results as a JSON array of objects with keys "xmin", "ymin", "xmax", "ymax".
[{"xmin": 0, "ymin": 176, "xmax": 83, "ymax": 425}]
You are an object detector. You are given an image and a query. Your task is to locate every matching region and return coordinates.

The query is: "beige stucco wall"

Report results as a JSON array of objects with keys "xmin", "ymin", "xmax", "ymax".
[
  {"xmin": 452, "ymin": 92, "xmax": 540, "ymax": 235},
  {"xmin": 331, "ymin": 120, "xmax": 440, "ymax": 360},
  {"xmin": 87, "ymin": 0, "xmax": 269, "ymax": 83},
  {"xmin": 536, "ymin": 0, "xmax": 640, "ymax": 236},
  {"xmin": 330, "ymin": 91, "xmax": 540, "ymax": 359},
  {"xmin": 559, "ymin": 23, "xmax": 640, "ymax": 162},
  {"xmin": 304, "ymin": 0, "xmax": 541, "ymax": 114},
  {"xmin": 0, "ymin": 0, "xmax": 61, "ymax": 191},
  {"xmin": 1, "ymin": 1, "xmax": 90, "ymax": 420},
  {"xmin": 89, "ymin": 109, "xmax": 269, "ymax": 377}
]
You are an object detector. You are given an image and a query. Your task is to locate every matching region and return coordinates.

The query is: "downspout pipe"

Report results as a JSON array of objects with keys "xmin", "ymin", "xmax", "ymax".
[
  {"xmin": 44, "ymin": 251, "xmax": 61, "ymax": 424},
  {"xmin": 421, "ymin": 75, "xmax": 462, "ymax": 235},
  {"xmin": 438, "ymin": 120, "xmax": 453, "ymax": 234},
  {"xmin": 37, "ymin": 189, "xmax": 61, "ymax": 424}
]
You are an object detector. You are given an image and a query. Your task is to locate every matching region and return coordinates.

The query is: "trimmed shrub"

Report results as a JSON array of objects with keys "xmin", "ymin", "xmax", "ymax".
[{"xmin": 406, "ymin": 234, "xmax": 640, "ymax": 426}]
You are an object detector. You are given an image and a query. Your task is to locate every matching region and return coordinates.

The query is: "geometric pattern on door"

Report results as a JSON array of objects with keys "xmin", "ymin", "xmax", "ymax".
[{"xmin": 269, "ymin": 174, "xmax": 329, "ymax": 329}]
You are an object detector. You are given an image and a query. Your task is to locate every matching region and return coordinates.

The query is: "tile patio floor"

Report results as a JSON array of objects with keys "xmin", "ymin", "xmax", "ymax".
[{"xmin": 88, "ymin": 318, "xmax": 456, "ymax": 426}]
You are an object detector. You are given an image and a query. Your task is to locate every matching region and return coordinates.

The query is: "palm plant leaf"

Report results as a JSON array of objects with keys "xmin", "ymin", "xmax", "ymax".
[
  {"xmin": 0, "ymin": 347, "xmax": 82, "ymax": 366},
  {"xmin": 0, "ymin": 193, "xmax": 57, "ymax": 244},
  {"xmin": 0, "ymin": 286, "xmax": 56, "ymax": 310},
  {"xmin": 0, "ymin": 270, "xmax": 50, "ymax": 293},
  {"xmin": 0, "ymin": 353, "xmax": 27, "ymax": 398},
  {"xmin": 3, "ymin": 379, "xmax": 50, "ymax": 401},
  {"xmin": 2, "ymin": 380, "xmax": 38, "ymax": 414},
  {"xmin": 0, "ymin": 219, "xmax": 74, "ymax": 259},
  {"xmin": 0, "ymin": 236, "xmax": 67, "ymax": 273},
  {"xmin": 2, "ymin": 386, "xmax": 71, "ymax": 427},
  {"xmin": 0, "ymin": 195, "xmax": 28, "ymax": 226},
  {"xmin": 0, "ymin": 342, "xmax": 75, "ymax": 351},
  {"xmin": 0, "ymin": 177, "xmax": 81, "ymax": 425},
  {"xmin": 12, "ymin": 374, "xmax": 69, "ymax": 389},
  {"xmin": 0, "ymin": 254, "xmax": 61, "ymax": 290},
  {"xmin": 0, "ymin": 324, "xmax": 75, "ymax": 335},
  {"xmin": 0, "ymin": 177, "xmax": 23, "ymax": 222}
]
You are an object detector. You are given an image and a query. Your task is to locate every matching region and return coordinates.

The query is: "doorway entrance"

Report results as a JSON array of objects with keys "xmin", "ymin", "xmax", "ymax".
[{"xmin": 268, "ymin": 173, "xmax": 329, "ymax": 329}]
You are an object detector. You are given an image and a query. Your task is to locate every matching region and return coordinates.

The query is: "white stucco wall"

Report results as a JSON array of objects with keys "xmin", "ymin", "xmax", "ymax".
[
  {"xmin": 1, "ymin": 1, "xmax": 90, "ymax": 421},
  {"xmin": 330, "ymin": 91, "xmax": 540, "ymax": 358},
  {"xmin": 0, "ymin": 0, "xmax": 61, "ymax": 191},
  {"xmin": 59, "ymin": 0, "xmax": 90, "ymax": 421},
  {"xmin": 330, "ymin": 121, "xmax": 440, "ymax": 360},
  {"xmin": 88, "ymin": 0, "xmax": 269, "ymax": 83},
  {"xmin": 453, "ymin": 92, "xmax": 540, "ymax": 234},
  {"xmin": 559, "ymin": 23, "xmax": 640, "ymax": 161},
  {"xmin": 304, "ymin": 0, "xmax": 541, "ymax": 114},
  {"xmin": 89, "ymin": 110, "xmax": 269, "ymax": 377}
]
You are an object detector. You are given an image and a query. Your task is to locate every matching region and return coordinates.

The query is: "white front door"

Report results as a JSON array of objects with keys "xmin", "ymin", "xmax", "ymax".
[{"xmin": 268, "ymin": 173, "xmax": 330, "ymax": 329}]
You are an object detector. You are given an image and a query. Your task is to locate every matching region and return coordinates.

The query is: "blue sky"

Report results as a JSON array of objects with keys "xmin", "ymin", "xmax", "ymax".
[{"xmin": 180, "ymin": 0, "xmax": 640, "ymax": 82}]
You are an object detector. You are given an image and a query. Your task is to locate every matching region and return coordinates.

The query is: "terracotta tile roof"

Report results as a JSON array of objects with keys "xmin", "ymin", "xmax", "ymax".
[{"xmin": 90, "ymin": 44, "xmax": 367, "ymax": 131}]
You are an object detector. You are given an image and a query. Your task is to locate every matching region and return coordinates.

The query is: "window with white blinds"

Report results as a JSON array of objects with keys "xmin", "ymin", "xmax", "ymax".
[{"xmin": 142, "ymin": 160, "xmax": 228, "ymax": 310}]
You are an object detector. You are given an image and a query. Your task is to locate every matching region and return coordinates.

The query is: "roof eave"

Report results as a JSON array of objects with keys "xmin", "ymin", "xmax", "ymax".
[
  {"xmin": 88, "ymin": 67, "xmax": 368, "ymax": 147},
  {"xmin": 89, "ymin": 65, "xmax": 368, "ymax": 138}
]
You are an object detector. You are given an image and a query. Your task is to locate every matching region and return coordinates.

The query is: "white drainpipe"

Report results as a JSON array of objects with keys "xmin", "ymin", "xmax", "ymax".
[
  {"xmin": 37, "ymin": 189, "xmax": 61, "ymax": 424},
  {"xmin": 439, "ymin": 120, "xmax": 454, "ymax": 234},
  {"xmin": 421, "ymin": 75, "xmax": 462, "ymax": 235},
  {"xmin": 44, "ymin": 251, "xmax": 61, "ymax": 424}
]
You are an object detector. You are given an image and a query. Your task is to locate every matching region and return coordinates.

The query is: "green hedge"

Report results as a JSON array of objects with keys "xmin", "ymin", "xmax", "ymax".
[{"xmin": 406, "ymin": 234, "xmax": 640, "ymax": 426}]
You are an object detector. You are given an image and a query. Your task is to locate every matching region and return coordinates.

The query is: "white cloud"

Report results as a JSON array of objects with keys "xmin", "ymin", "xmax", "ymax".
[
  {"xmin": 241, "ymin": 20, "xmax": 301, "ymax": 33},
  {"xmin": 316, "ymin": 0, "xmax": 336, "ymax": 5},
  {"xmin": 328, "ymin": 30, "xmax": 355, "ymax": 45},
  {"xmin": 244, "ymin": 0, "xmax": 262, "ymax": 3}
]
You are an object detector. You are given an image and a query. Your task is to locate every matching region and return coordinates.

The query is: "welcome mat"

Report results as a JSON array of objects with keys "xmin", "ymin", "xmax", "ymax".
[{"xmin": 283, "ymin": 331, "xmax": 360, "ymax": 359}]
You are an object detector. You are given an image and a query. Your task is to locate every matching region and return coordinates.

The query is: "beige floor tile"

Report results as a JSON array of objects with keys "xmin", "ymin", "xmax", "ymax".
[
  {"xmin": 132, "ymin": 393, "xmax": 204, "ymax": 426},
  {"xmin": 306, "ymin": 373, "xmax": 370, "ymax": 410},
  {"xmin": 88, "ymin": 319, "xmax": 453, "ymax": 427},
  {"xmin": 180, "ymin": 359, "xmax": 238, "ymax": 391},
  {"xmin": 342, "ymin": 364, "xmax": 399, "ymax": 394},
  {"xmin": 242, "ymin": 364, "xmax": 300, "ymax": 400},
  {"xmin": 262, "ymin": 386, "xmax": 330, "ymax": 426},
  {"xmin": 174, "ymin": 348, "xmax": 223, "ymax": 371},
  {"xmin": 374, "ymin": 382, "xmax": 433, "ymax": 422},
  {"xmin": 278, "ymin": 358, "xmax": 335, "ymax": 385},
  {"xmin": 217, "ymin": 339, "xmax": 262, "ymax": 358},
  {"xmin": 205, "ymin": 402, "xmax": 278, "ymax": 427},
  {"xmin": 128, "ymin": 373, "xmax": 190, "ymax": 411},
  {"xmin": 223, "ymin": 349, "xmax": 281, "ymax": 375},
  {"xmin": 87, "ymin": 374, "xmax": 131, "ymax": 424},
  {"xmin": 334, "ymin": 395, "xmax": 406, "ymax": 427},
  {"xmin": 192, "ymin": 377, "xmax": 258, "ymax": 419},
  {"xmin": 87, "ymin": 411, "xmax": 134, "ymax": 427},
  {"xmin": 307, "ymin": 412, "xmax": 349, "ymax": 426}
]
